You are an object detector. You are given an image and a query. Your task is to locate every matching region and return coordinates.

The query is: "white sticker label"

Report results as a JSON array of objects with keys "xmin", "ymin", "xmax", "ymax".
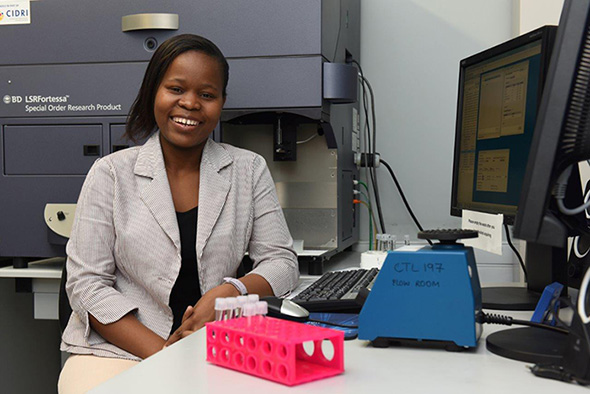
[
  {"xmin": 461, "ymin": 209, "xmax": 504, "ymax": 255},
  {"xmin": 0, "ymin": 1, "xmax": 30, "ymax": 26}
]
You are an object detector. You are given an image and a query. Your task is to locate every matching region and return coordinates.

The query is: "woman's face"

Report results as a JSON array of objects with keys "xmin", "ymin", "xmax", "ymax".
[{"xmin": 154, "ymin": 50, "xmax": 225, "ymax": 152}]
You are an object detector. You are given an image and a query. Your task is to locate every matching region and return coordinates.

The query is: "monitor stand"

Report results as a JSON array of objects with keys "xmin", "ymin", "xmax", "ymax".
[
  {"xmin": 482, "ymin": 287, "xmax": 540, "ymax": 310},
  {"xmin": 482, "ymin": 243, "xmax": 567, "ymax": 310},
  {"xmin": 486, "ymin": 327, "xmax": 568, "ymax": 364}
]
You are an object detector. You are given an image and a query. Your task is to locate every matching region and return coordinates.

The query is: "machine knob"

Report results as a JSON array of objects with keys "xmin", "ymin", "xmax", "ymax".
[{"xmin": 57, "ymin": 211, "xmax": 66, "ymax": 221}]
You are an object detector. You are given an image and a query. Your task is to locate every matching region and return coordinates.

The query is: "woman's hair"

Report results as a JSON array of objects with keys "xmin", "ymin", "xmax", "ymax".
[{"xmin": 125, "ymin": 34, "xmax": 229, "ymax": 142}]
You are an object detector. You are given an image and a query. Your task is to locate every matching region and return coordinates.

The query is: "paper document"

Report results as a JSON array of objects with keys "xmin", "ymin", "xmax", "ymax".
[{"xmin": 461, "ymin": 209, "xmax": 503, "ymax": 255}]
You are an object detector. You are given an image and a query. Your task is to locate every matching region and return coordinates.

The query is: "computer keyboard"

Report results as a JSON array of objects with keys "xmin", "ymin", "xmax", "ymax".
[{"xmin": 292, "ymin": 268, "xmax": 379, "ymax": 313}]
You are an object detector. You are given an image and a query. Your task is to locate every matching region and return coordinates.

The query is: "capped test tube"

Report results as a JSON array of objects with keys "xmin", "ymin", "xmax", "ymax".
[
  {"xmin": 247, "ymin": 294, "xmax": 259, "ymax": 304},
  {"xmin": 214, "ymin": 298, "xmax": 227, "ymax": 321},
  {"xmin": 255, "ymin": 301, "xmax": 268, "ymax": 317},
  {"xmin": 225, "ymin": 297, "xmax": 238, "ymax": 319},
  {"xmin": 236, "ymin": 295, "xmax": 249, "ymax": 317},
  {"xmin": 377, "ymin": 234, "xmax": 387, "ymax": 252},
  {"xmin": 242, "ymin": 302, "xmax": 257, "ymax": 326}
]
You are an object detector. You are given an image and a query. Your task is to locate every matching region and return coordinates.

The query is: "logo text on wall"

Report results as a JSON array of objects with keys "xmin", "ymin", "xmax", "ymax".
[{"xmin": 0, "ymin": 1, "xmax": 31, "ymax": 26}]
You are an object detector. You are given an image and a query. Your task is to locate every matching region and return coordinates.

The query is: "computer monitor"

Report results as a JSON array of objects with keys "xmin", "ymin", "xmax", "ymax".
[
  {"xmin": 451, "ymin": 26, "xmax": 557, "ymax": 309},
  {"xmin": 487, "ymin": 0, "xmax": 590, "ymax": 364}
]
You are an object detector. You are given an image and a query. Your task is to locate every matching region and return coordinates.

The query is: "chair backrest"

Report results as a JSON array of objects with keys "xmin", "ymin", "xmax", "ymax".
[{"xmin": 58, "ymin": 262, "xmax": 72, "ymax": 334}]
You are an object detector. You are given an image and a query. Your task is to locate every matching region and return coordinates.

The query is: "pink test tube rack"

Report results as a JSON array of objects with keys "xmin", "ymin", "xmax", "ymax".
[{"xmin": 206, "ymin": 316, "xmax": 344, "ymax": 386}]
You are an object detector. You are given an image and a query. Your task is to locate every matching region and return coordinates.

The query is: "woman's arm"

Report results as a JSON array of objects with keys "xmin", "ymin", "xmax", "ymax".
[
  {"xmin": 66, "ymin": 158, "xmax": 163, "ymax": 359},
  {"xmin": 164, "ymin": 274, "xmax": 272, "ymax": 347},
  {"xmin": 89, "ymin": 313, "xmax": 166, "ymax": 359}
]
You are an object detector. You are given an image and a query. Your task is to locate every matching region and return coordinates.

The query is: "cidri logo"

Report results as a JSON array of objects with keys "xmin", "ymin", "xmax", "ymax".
[{"xmin": 0, "ymin": 12, "xmax": 4, "ymax": 21}]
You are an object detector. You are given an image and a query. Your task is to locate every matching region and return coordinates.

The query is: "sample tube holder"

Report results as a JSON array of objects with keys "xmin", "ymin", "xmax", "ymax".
[{"xmin": 206, "ymin": 316, "xmax": 344, "ymax": 386}]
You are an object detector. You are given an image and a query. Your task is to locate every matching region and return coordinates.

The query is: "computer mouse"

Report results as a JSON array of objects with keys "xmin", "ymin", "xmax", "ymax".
[{"xmin": 262, "ymin": 296, "xmax": 310, "ymax": 322}]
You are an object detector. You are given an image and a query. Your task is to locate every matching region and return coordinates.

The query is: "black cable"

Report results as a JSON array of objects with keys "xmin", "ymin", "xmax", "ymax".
[
  {"xmin": 331, "ymin": 0, "xmax": 342, "ymax": 63},
  {"xmin": 352, "ymin": 60, "xmax": 386, "ymax": 233},
  {"xmin": 362, "ymin": 75, "xmax": 386, "ymax": 234},
  {"xmin": 481, "ymin": 312, "xmax": 569, "ymax": 335},
  {"xmin": 529, "ymin": 364, "xmax": 590, "ymax": 385},
  {"xmin": 504, "ymin": 223, "xmax": 528, "ymax": 281},
  {"xmin": 308, "ymin": 319, "xmax": 358, "ymax": 329},
  {"xmin": 380, "ymin": 159, "xmax": 433, "ymax": 246}
]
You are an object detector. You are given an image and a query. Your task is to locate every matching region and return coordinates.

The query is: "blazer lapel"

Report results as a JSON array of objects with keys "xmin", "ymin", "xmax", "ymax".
[
  {"xmin": 134, "ymin": 133, "xmax": 180, "ymax": 250},
  {"xmin": 196, "ymin": 139, "xmax": 233, "ymax": 261}
]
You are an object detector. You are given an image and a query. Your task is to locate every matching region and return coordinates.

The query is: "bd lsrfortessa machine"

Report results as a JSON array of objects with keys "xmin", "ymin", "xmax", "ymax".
[{"xmin": 0, "ymin": 0, "xmax": 361, "ymax": 272}]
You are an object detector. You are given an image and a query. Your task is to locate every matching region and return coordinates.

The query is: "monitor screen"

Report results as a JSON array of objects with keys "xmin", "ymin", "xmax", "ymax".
[{"xmin": 451, "ymin": 27, "xmax": 556, "ymax": 223}]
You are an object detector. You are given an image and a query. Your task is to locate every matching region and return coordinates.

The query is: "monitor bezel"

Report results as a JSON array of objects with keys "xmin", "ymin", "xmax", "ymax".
[{"xmin": 450, "ymin": 25, "xmax": 557, "ymax": 225}]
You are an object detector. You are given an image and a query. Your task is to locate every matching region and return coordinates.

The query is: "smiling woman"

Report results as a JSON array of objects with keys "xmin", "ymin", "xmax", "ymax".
[
  {"xmin": 154, "ymin": 51, "xmax": 225, "ymax": 154},
  {"xmin": 58, "ymin": 34, "xmax": 298, "ymax": 393}
]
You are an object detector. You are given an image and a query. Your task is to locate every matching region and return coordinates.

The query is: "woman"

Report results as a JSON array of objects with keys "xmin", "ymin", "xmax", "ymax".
[{"xmin": 58, "ymin": 34, "xmax": 298, "ymax": 392}]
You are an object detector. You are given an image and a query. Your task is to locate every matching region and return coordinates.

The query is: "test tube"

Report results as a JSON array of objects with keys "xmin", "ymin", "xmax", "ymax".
[
  {"xmin": 214, "ymin": 298, "xmax": 227, "ymax": 321},
  {"xmin": 377, "ymin": 234, "xmax": 387, "ymax": 252},
  {"xmin": 247, "ymin": 294, "xmax": 259, "ymax": 304},
  {"xmin": 236, "ymin": 295, "xmax": 249, "ymax": 317},
  {"xmin": 225, "ymin": 297, "xmax": 238, "ymax": 319},
  {"xmin": 404, "ymin": 234, "xmax": 411, "ymax": 246},
  {"xmin": 255, "ymin": 301, "xmax": 268, "ymax": 317},
  {"xmin": 242, "ymin": 302, "xmax": 257, "ymax": 326}
]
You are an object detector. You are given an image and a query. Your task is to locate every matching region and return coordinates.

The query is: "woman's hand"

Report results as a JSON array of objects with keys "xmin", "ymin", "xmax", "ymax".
[{"xmin": 164, "ymin": 283, "xmax": 239, "ymax": 347}]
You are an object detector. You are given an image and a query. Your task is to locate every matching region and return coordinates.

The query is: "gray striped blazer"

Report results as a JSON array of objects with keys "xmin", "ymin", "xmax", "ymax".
[{"xmin": 60, "ymin": 132, "xmax": 299, "ymax": 360}]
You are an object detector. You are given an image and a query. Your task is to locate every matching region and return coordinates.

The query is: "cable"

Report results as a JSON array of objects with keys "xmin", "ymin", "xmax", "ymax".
[
  {"xmin": 380, "ymin": 159, "xmax": 433, "ymax": 246},
  {"xmin": 358, "ymin": 190, "xmax": 379, "ymax": 235},
  {"xmin": 352, "ymin": 60, "xmax": 386, "ymax": 234},
  {"xmin": 354, "ymin": 199, "xmax": 377, "ymax": 250},
  {"xmin": 554, "ymin": 165, "xmax": 590, "ymax": 215},
  {"xmin": 504, "ymin": 223, "xmax": 528, "ymax": 281},
  {"xmin": 308, "ymin": 319, "xmax": 358, "ymax": 329},
  {"xmin": 296, "ymin": 133, "xmax": 318, "ymax": 145},
  {"xmin": 331, "ymin": 0, "xmax": 342, "ymax": 63},
  {"xmin": 481, "ymin": 312, "xmax": 569, "ymax": 335},
  {"xmin": 357, "ymin": 180, "xmax": 370, "ymax": 193},
  {"xmin": 529, "ymin": 364, "xmax": 590, "ymax": 385},
  {"xmin": 578, "ymin": 264, "xmax": 590, "ymax": 324},
  {"xmin": 362, "ymin": 74, "xmax": 386, "ymax": 234}
]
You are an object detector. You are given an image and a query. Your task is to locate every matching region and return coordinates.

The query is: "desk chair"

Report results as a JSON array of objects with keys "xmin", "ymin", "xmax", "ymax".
[{"xmin": 58, "ymin": 263, "xmax": 72, "ymax": 334}]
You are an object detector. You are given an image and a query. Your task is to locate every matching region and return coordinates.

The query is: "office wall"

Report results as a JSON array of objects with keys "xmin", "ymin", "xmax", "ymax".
[
  {"xmin": 514, "ymin": 0, "xmax": 564, "ymax": 35},
  {"xmin": 356, "ymin": 0, "xmax": 517, "ymax": 282}
]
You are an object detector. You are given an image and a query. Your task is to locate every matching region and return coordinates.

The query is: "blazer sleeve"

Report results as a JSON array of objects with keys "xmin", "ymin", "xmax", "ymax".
[
  {"xmin": 65, "ymin": 158, "xmax": 139, "ymax": 342},
  {"xmin": 246, "ymin": 155, "xmax": 299, "ymax": 296}
]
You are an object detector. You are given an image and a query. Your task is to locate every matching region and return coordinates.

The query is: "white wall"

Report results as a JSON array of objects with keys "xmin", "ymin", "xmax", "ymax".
[
  {"xmin": 514, "ymin": 0, "xmax": 564, "ymax": 35},
  {"xmin": 356, "ymin": 0, "xmax": 516, "ymax": 282}
]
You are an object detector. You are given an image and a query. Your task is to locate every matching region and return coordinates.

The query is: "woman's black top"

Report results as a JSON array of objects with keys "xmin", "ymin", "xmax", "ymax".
[{"xmin": 169, "ymin": 206, "xmax": 201, "ymax": 334}]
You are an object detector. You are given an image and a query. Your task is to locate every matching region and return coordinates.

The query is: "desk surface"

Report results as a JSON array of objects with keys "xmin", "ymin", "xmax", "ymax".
[
  {"xmin": 91, "ymin": 313, "xmax": 585, "ymax": 394},
  {"xmin": 0, "ymin": 258, "xmax": 63, "ymax": 279},
  {"xmin": 90, "ymin": 252, "xmax": 583, "ymax": 394}
]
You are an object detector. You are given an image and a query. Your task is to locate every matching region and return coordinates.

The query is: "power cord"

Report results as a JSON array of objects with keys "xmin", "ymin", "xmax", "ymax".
[
  {"xmin": 480, "ymin": 312, "xmax": 569, "ymax": 335},
  {"xmin": 352, "ymin": 59, "xmax": 386, "ymax": 234},
  {"xmin": 380, "ymin": 158, "xmax": 433, "ymax": 246},
  {"xmin": 529, "ymin": 364, "xmax": 590, "ymax": 385},
  {"xmin": 503, "ymin": 224, "xmax": 528, "ymax": 281},
  {"xmin": 307, "ymin": 319, "xmax": 358, "ymax": 329}
]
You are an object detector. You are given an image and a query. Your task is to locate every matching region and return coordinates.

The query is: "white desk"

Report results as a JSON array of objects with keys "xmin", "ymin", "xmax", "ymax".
[
  {"xmin": 0, "ymin": 258, "xmax": 63, "ymax": 319},
  {"xmin": 91, "ymin": 314, "xmax": 586, "ymax": 394},
  {"xmin": 90, "ymin": 252, "xmax": 584, "ymax": 393}
]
